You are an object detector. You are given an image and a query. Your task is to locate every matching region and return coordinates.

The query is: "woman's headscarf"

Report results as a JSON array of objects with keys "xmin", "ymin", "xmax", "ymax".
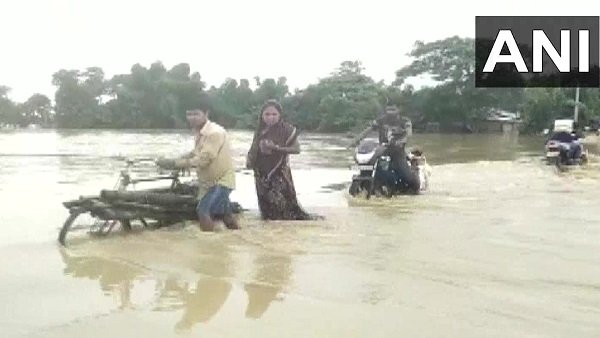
[
  {"xmin": 255, "ymin": 99, "xmax": 284, "ymax": 134},
  {"xmin": 247, "ymin": 100, "xmax": 298, "ymax": 174}
]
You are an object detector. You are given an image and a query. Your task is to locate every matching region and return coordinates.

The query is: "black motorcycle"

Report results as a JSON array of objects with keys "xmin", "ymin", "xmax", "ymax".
[
  {"xmin": 348, "ymin": 138, "xmax": 429, "ymax": 198},
  {"xmin": 545, "ymin": 140, "xmax": 588, "ymax": 170}
]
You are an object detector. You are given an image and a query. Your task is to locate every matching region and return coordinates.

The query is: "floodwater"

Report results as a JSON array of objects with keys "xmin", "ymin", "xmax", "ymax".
[{"xmin": 1, "ymin": 129, "xmax": 599, "ymax": 337}]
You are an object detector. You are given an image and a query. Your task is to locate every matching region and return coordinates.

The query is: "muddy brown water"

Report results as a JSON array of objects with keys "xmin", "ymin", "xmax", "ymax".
[{"xmin": 1, "ymin": 129, "xmax": 599, "ymax": 337}]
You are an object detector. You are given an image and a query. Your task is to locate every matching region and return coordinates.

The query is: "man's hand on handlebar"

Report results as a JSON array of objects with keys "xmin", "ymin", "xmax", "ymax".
[{"xmin": 156, "ymin": 157, "xmax": 179, "ymax": 170}]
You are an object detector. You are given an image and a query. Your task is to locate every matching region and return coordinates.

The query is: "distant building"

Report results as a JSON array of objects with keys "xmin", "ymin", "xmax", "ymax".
[{"xmin": 474, "ymin": 108, "xmax": 522, "ymax": 134}]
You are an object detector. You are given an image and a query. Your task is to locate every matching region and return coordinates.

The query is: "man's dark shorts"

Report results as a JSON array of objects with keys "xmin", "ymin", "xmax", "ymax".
[{"xmin": 196, "ymin": 185, "xmax": 232, "ymax": 218}]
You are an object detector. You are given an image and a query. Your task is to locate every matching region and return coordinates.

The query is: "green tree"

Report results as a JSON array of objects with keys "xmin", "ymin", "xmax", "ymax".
[
  {"xmin": 288, "ymin": 61, "xmax": 386, "ymax": 132},
  {"xmin": 105, "ymin": 62, "xmax": 205, "ymax": 128},
  {"xmin": 395, "ymin": 36, "xmax": 525, "ymax": 129},
  {"xmin": 52, "ymin": 68, "xmax": 108, "ymax": 128},
  {"xmin": 207, "ymin": 78, "xmax": 256, "ymax": 128},
  {"xmin": 0, "ymin": 86, "xmax": 22, "ymax": 125},
  {"xmin": 522, "ymin": 88, "xmax": 571, "ymax": 132},
  {"xmin": 22, "ymin": 93, "xmax": 52, "ymax": 126}
]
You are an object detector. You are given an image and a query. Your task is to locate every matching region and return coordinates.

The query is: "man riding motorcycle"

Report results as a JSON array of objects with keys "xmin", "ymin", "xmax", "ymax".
[
  {"xmin": 350, "ymin": 104, "xmax": 420, "ymax": 192},
  {"xmin": 545, "ymin": 129, "xmax": 583, "ymax": 163}
]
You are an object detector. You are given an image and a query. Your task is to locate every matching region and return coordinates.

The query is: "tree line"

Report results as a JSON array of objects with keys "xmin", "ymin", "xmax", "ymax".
[{"xmin": 2, "ymin": 36, "xmax": 599, "ymax": 133}]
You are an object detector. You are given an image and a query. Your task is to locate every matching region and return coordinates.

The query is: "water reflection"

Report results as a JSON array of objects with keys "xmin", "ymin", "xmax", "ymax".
[
  {"xmin": 58, "ymin": 233, "xmax": 296, "ymax": 331},
  {"xmin": 170, "ymin": 277, "xmax": 232, "ymax": 331},
  {"xmin": 59, "ymin": 248, "xmax": 143, "ymax": 310},
  {"xmin": 157, "ymin": 240, "xmax": 234, "ymax": 331},
  {"xmin": 244, "ymin": 254, "xmax": 292, "ymax": 319}
]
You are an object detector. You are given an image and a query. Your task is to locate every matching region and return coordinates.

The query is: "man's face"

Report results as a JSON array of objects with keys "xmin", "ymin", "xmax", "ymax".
[
  {"xmin": 385, "ymin": 106, "xmax": 399, "ymax": 115},
  {"xmin": 186, "ymin": 110, "xmax": 208, "ymax": 128}
]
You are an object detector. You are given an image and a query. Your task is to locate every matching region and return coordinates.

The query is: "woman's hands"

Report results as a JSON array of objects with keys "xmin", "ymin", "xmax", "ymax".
[
  {"xmin": 258, "ymin": 139, "xmax": 300, "ymax": 155},
  {"xmin": 259, "ymin": 139, "xmax": 280, "ymax": 154}
]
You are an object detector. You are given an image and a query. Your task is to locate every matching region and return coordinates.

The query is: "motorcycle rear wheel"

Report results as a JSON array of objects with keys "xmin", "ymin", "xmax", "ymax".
[{"xmin": 349, "ymin": 181, "xmax": 360, "ymax": 196}]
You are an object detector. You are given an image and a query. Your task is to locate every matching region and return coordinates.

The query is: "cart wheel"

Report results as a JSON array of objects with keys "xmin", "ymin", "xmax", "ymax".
[
  {"xmin": 90, "ymin": 219, "xmax": 132, "ymax": 236},
  {"xmin": 58, "ymin": 208, "xmax": 84, "ymax": 246},
  {"xmin": 121, "ymin": 219, "xmax": 132, "ymax": 231}
]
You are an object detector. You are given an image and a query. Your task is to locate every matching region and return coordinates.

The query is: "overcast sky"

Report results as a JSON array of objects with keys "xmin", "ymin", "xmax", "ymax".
[{"xmin": 1, "ymin": 0, "xmax": 598, "ymax": 101}]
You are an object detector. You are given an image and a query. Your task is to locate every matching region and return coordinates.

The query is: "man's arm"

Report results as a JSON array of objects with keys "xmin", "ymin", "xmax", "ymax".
[
  {"xmin": 180, "ymin": 151, "xmax": 195, "ymax": 159},
  {"xmin": 349, "ymin": 121, "xmax": 377, "ymax": 148},
  {"xmin": 175, "ymin": 132, "xmax": 224, "ymax": 168},
  {"xmin": 156, "ymin": 146, "xmax": 196, "ymax": 169}
]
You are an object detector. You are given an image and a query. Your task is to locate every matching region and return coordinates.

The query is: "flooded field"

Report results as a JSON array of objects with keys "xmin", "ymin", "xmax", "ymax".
[{"xmin": 1, "ymin": 129, "xmax": 599, "ymax": 337}]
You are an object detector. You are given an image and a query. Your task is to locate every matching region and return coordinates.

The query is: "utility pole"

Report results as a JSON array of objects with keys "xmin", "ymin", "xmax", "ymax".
[{"xmin": 574, "ymin": 87, "xmax": 580, "ymax": 123}]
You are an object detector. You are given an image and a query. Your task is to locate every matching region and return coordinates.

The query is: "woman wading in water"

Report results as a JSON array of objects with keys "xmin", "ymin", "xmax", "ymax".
[{"xmin": 246, "ymin": 100, "xmax": 321, "ymax": 220}]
